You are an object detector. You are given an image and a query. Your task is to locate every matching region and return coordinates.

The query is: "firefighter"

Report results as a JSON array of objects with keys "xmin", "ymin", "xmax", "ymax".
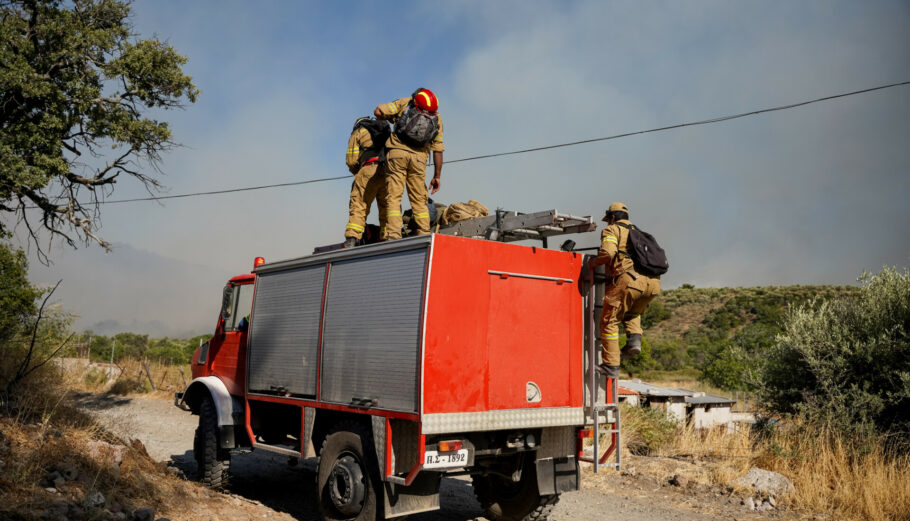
[
  {"xmin": 344, "ymin": 117, "xmax": 390, "ymax": 248},
  {"xmin": 588, "ymin": 202, "xmax": 662, "ymax": 378},
  {"xmin": 373, "ymin": 88, "xmax": 444, "ymax": 240}
]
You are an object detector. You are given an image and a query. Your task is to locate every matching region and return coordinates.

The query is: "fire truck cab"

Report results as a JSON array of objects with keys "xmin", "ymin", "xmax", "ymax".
[{"xmin": 176, "ymin": 219, "xmax": 617, "ymax": 521}]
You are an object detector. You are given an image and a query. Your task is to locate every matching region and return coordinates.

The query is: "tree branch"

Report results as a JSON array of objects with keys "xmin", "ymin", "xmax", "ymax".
[{"xmin": 10, "ymin": 279, "xmax": 61, "ymax": 393}]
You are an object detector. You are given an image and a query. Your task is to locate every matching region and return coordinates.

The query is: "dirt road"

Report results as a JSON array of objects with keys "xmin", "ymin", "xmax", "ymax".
[{"xmin": 73, "ymin": 392, "xmax": 782, "ymax": 521}]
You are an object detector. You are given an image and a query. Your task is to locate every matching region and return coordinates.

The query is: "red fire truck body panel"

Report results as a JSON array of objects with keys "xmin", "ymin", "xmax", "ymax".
[{"xmin": 422, "ymin": 236, "xmax": 585, "ymax": 415}]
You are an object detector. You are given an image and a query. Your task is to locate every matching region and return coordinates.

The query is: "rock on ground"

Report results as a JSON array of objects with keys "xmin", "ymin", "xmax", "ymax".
[{"xmin": 733, "ymin": 467, "xmax": 795, "ymax": 497}]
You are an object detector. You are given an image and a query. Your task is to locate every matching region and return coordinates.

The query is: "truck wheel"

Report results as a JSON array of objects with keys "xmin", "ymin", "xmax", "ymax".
[
  {"xmin": 317, "ymin": 423, "xmax": 379, "ymax": 521},
  {"xmin": 195, "ymin": 394, "xmax": 231, "ymax": 490},
  {"xmin": 473, "ymin": 456, "xmax": 559, "ymax": 521}
]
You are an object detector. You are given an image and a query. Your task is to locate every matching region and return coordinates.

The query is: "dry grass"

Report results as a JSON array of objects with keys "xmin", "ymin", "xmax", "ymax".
[
  {"xmin": 1, "ymin": 365, "xmax": 191, "ymax": 519},
  {"xmin": 61, "ymin": 357, "xmax": 192, "ymax": 398},
  {"xmin": 613, "ymin": 401, "xmax": 910, "ymax": 521},
  {"xmin": 755, "ymin": 425, "xmax": 910, "ymax": 521}
]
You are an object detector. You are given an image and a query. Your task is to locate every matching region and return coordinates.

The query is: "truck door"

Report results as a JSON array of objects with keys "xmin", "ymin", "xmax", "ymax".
[{"xmin": 209, "ymin": 281, "xmax": 254, "ymax": 396}]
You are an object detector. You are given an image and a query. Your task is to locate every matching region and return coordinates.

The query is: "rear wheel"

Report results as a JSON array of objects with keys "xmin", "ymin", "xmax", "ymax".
[
  {"xmin": 473, "ymin": 455, "xmax": 558, "ymax": 521},
  {"xmin": 317, "ymin": 422, "xmax": 380, "ymax": 521},
  {"xmin": 195, "ymin": 394, "xmax": 231, "ymax": 489}
]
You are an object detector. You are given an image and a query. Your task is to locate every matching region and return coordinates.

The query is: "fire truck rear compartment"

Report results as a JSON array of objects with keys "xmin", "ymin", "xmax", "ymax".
[{"xmin": 237, "ymin": 235, "xmax": 586, "ymax": 519}]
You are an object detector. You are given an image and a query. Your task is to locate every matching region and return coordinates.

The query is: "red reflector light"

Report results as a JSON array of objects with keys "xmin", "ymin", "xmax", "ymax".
[
  {"xmin": 578, "ymin": 428, "xmax": 593, "ymax": 439},
  {"xmin": 438, "ymin": 440, "xmax": 463, "ymax": 452},
  {"xmin": 254, "ymin": 257, "xmax": 266, "ymax": 267}
]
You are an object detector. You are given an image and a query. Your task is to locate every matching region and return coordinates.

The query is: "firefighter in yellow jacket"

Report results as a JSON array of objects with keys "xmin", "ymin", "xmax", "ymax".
[
  {"xmin": 373, "ymin": 88, "xmax": 444, "ymax": 240},
  {"xmin": 589, "ymin": 202, "xmax": 662, "ymax": 378},
  {"xmin": 343, "ymin": 118, "xmax": 390, "ymax": 248}
]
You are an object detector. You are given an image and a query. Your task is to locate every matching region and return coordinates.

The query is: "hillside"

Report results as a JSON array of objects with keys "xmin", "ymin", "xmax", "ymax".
[{"xmin": 629, "ymin": 284, "xmax": 858, "ymax": 387}]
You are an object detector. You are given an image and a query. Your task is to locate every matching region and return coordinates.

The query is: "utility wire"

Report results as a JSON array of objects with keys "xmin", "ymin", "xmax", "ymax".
[
  {"xmin": 442, "ymin": 80, "xmax": 910, "ymax": 164},
  {"xmin": 79, "ymin": 175, "xmax": 351, "ymax": 205},
  {"xmin": 31, "ymin": 80, "xmax": 910, "ymax": 207}
]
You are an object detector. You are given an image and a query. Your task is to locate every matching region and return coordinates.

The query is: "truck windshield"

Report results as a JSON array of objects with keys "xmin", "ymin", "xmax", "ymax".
[{"xmin": 225, "ymin": 283, "xmax": 254, "ymax": 331}]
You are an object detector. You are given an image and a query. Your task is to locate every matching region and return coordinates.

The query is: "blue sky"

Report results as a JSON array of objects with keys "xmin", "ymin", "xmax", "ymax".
[{"xmin": 19, "ymin": 0, "xmax": 910, "ymax": 336}]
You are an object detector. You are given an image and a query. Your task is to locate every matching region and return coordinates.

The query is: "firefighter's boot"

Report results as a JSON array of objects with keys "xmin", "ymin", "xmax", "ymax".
[
  {"xmin": 621, "ymin": 333, "xmax": 642, "ymax": 359},
  {"xmin": 344, "ymin": 237, "xmax": 357, "ymax": 248},
  {"xmin": 597, "ymin": 364, "xmax": 620, "ymax": 379}
]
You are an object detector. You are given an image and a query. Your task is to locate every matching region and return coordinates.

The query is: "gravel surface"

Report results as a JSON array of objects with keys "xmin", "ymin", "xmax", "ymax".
[{"xmin": 73, "ymin": 391, "xmax": 774, "ymax": 521}]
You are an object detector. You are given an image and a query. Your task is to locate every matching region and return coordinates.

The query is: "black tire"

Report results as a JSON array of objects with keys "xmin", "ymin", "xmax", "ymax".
[
  {"xmin": 473, "ymin": 456, "xmax": 559, "ymax": 521},
  {"xmin": 195, "ymin": 394, "xmax": 231, "ymax": 490},
  {"xmin": 317, "ymin": 422, "xmax": 380, "ymax": 521}
]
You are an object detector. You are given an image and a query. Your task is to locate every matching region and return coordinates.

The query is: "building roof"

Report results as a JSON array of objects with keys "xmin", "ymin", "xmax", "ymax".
[
  {"xmin": 618, "ymin": 379, "xmax": 694, "ymax": 398},
  {"xmin": 685, "ymin": 393, "xmax": 736, "ymax": 406},
  {"xmin": 618, "ymin": 386, "xmax": 639, "ymax": 396}
]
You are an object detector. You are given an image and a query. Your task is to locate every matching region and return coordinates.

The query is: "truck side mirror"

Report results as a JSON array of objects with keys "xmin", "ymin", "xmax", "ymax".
[{"xmin": 221, "ymin": 285, "xmax": 233, "ymax": 320}]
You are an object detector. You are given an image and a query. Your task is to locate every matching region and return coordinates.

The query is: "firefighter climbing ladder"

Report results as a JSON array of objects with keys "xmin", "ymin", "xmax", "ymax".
[{"xmin": 579, "ymin": 266, "xmax": 621, "ymax": 473}]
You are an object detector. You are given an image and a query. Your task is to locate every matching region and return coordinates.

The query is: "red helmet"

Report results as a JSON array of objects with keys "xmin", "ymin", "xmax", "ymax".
[{"xmin": 412, "ymin": 88, "xmax": 438, "ymax": 114}]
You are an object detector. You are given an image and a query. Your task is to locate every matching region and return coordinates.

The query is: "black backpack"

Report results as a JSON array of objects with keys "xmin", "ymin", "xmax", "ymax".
[
  {"xmin": 352, "ymin": 117, "xmax": 391, "ymax": 165},
  {"xmin": 617, "ymin": 223, "xmax": 669, "ymax": 277},
  {"xmin": 393, "ymin": 103, "xmax": 439, "ymax": 148}
]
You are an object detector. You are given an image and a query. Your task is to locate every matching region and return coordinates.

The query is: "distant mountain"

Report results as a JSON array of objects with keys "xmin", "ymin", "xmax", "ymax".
[{"xmin": 28, "ymin": 242, "xmax": 229, "ymax": 338}]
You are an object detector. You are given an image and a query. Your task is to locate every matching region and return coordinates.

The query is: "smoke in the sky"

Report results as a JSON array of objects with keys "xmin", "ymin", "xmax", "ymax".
[{"xmin": 10, "ymin": 0, "xmax": 910, "ymax": 336}]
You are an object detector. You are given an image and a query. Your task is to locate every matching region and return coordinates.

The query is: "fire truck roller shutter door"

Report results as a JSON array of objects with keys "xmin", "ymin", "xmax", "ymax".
[
  {"xmin": 248, "ymin": 265, "xmax": 326, "ymax": 396},
  {"xmin": 321, "ymin": 248, "xmax": 428, "ymax": 412}
]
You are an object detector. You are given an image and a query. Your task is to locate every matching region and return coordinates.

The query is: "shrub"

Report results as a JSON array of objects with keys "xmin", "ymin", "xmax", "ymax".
[
  {"xmin": 760, "ymin": 267, "xmax": 910, "ymax": 436},
  {"xmin": 620, "ymin": 403, "xmax": 677, "ymax": 455},
  {"xmin": 642, "ymin": 299, "xmax": 671, "ymax": 328}
]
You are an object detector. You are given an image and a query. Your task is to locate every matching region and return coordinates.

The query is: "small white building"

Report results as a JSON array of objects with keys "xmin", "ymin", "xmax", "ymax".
[
  {"xmin": 685, "ymin": 393, "xmax": 736, "ymax": 429},
  {"xmin": 618, "ymin": 379, "xmax": 692, "ymax": 423},
  {"xmin": 618, "ymin": 385, "xmax": 641, "ymax": 407}
]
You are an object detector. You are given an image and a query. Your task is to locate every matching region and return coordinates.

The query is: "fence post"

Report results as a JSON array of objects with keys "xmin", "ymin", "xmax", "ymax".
[
  {"xmin": 108, "ymin": 341, "xmax": 116, "ymax": 379},
  {"xmin": 141, "ymin": 359, "xmax": 157, "ymax": 391}
]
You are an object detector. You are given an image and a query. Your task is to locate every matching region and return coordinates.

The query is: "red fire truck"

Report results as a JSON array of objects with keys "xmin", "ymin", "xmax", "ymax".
[{"xmin": 176, "ymin": 211, "xmax": 619, "ymax": 521}]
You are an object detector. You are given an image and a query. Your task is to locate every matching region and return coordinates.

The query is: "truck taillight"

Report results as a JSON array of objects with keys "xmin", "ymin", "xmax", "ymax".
[
  {"xmin": 438, "ymin": 440, "xmax": 462, "ymax": 452},
  {"xmin": 254, "ymin": 257, "xmax": 266, "ymax": 268}
]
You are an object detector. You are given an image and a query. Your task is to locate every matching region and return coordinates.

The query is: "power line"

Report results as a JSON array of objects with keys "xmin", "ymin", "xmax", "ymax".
[
  {"xmin": 443, "ymin": 80, "xmax": 910, "ymax": 164},
  {"xmin": 78, "ymin": 175, "xmax": 352, "ymax": 205},
  {"xmin": 27, "ymin": 80, "xmax": 910, "ymax": 207}
]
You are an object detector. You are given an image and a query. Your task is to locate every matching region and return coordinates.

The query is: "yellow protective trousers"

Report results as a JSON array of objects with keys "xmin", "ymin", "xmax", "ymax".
[
  {"xmin": 599, "ymin": 272, "xmax": 661, "ymax": 367},
  {"xmin": 383, "ymin": 148, "xmax": 430, "ymax": 240},
  {"xmin": 344, "ymin": 162, "xmax": 388, "ymax": 240}
]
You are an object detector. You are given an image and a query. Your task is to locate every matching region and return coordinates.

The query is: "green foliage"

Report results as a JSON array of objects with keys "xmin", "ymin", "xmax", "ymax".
[
  {"xmin": 649, "ymin": 338, "xmax": 686, "ymax": 371},
  {"xmin": 641, "ymin": 299, "xmax": 671, "ymax": 328},
  {"xmin": 620, "ymin": 335, "xmax": 657, "ymax": 376},
  {"xmin": 0, "ymin": 0, "xmax": 198, "ymax": 253},
  {"xmin": 636, "ymin": 284, "xmax": 858, "ymax": 390},
  {"xmin": 80, "ymin": 331, "xmax": 207, "ymax": 364},
  {"xmin": 760, "ymin": 268, "xmax": 910, "ymax": 436},
  {"xmin": 0, "ymin": 240, "xmax": 41, "ymax": 347},
  {"xmin": 0, "ymin": 242, "xmax": 73, "ymax": 394}
]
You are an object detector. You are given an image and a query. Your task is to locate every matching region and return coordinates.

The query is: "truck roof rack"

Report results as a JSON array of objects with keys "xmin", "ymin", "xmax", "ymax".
[
  {"xmin": 436, "ymin": 209, "xmax": 596, "ymax": 245},
  {"xmin": 313, "ymin": 209, "xmax": 596, "ymax": 254}
]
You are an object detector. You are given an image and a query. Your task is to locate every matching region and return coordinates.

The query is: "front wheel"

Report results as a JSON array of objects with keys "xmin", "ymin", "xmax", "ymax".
[
  {"xmin": 317, "ymin": 423, "xmax": 380, "ymax": 521},
  {"xmin": 473, "ymin": 455, "xmax": 559, "ymax": 521},
  {"xmin": 195, "ymin": 394, "xmax": 231, "ymax": 489}
]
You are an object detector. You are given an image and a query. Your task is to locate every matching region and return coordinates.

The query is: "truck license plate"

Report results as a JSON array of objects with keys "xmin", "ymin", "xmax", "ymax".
[{"xmin": 423, "ymin": 449, "xmax": 469, "ymax": 469}]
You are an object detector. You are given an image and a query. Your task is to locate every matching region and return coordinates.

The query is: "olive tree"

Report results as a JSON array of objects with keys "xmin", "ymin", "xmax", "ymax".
[{"xmin": 0, "ymin": 0, "xmax": 198, "ymax": 259}]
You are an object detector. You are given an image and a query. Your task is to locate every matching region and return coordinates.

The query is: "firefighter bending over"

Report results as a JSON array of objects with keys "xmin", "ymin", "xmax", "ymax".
[
  {"xmin": 374, "ymin": 88, "xmax": 445, "ymax": 240},
  {"xmin": 344, "ymin": 117, "xmax": 391, "ymax": 248},
  {"xmin": 589, "ymin": 202, "xmax": 663, "ymax": 378}
]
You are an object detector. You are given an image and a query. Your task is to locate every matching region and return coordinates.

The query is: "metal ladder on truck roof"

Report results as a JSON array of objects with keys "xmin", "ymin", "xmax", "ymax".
[
  {"xmin": 435, "ymin": 209, "xmax": 596, "ymax": 246},
  {"xmin": 579, "ymin": 265, "xmax": 621, "ymax": 473}
]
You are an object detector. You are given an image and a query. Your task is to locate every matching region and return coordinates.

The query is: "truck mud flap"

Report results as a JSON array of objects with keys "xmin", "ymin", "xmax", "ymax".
[
  {"xmin": 383, "ymin": 472, "xmax": 441, "ymax": 519},
  {"xmin": 535, "ymin": 456, "xmax": 579, "ymax": 495}
]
